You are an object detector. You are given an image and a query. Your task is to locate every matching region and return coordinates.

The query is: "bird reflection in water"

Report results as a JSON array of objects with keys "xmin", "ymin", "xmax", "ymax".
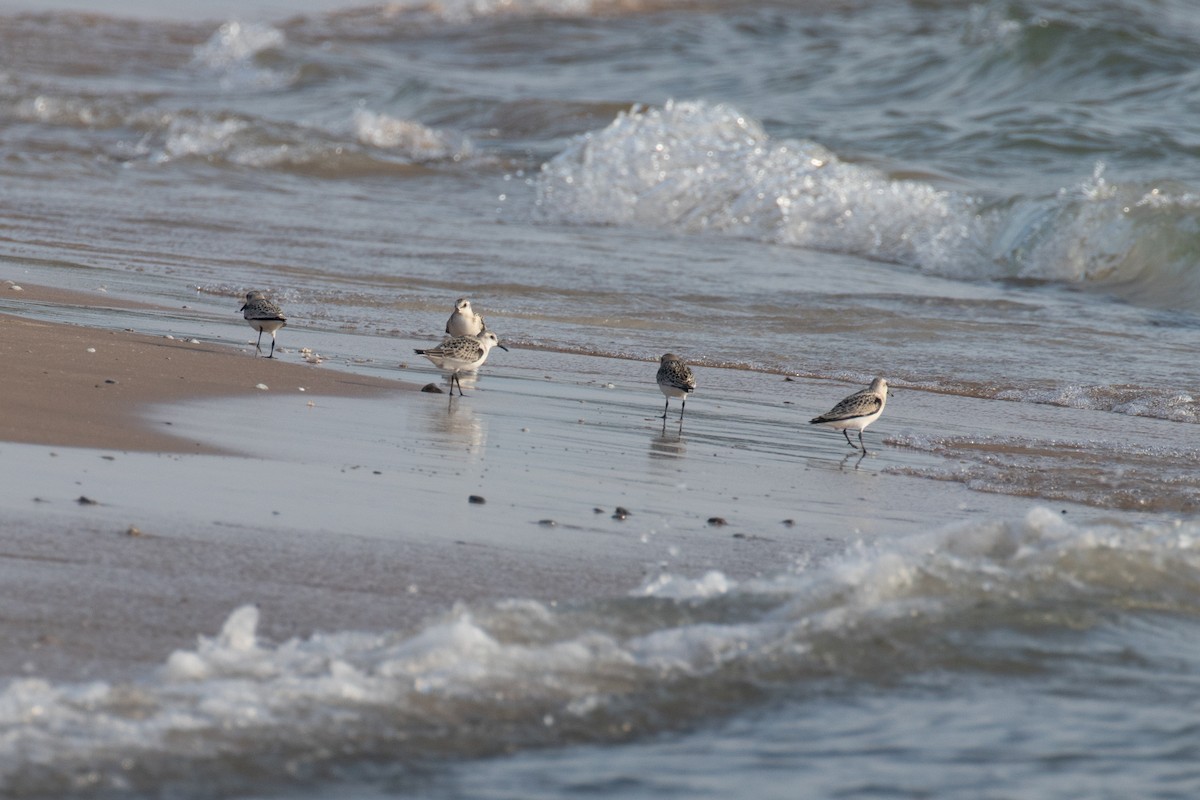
[
  {"xmin": 418, "ymin": 394, "xmax": 487, "ymax": 459},
  {"xmin": 649, "ymin": 430, "xmax": 686, "ymax": 460}
]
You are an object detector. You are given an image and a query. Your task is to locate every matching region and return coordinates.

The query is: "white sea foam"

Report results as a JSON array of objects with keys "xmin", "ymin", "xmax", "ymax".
[
  {"xmin": 192, "ymin": 21, "xmax": 293, "ymax": 90},
  {"xmin": 43, "ymin": 103, "xmax": 478, "ymax": 171},
  {"xmin": 15, "ymin": 95, "xmax": 116, "ymax": 128},
  {"xmin": 3, "ymin": 509, "xmax": 1200, "ymax": 795},
  {"xmin": 155, "ymin": 113, "xmax": 318, "ymax": 169},
  {"xmin": 536, "ymin": 102, "xmax": 1200, "ymax": 303},
  {"xmin": 368, "ymin": 0, "xmax": 686, "ymax": 25},
  {"xmin": 636, "ymin": 569, "xmax": 733, "ymax": 599},
  {"xmin": 193, "ymin": 21, "xmax": 285, "ymax": 69},
  {"xmin": 353, "ymin": 109, "xmax": 473, "ymax": 162},
  {"xmin": 160, "ymin": 115, "xmax": 250, "ymax": 160},
  {"xmin": 536, "ymin": 100, "xmax": 988, "ymax": 274},
  {"xmin": 154, "ymin": 113, "xmax": 356, "ymax": 171}
]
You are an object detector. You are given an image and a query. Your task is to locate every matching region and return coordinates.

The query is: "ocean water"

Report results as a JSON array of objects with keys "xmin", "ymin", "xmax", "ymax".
[
  {"xmin": 7, "ymin": 511, "xmax": 1200, "ymax": 798},
  {"xmin": 2, "ymin": 0, "xmax": 1200, "ymax": 796}
]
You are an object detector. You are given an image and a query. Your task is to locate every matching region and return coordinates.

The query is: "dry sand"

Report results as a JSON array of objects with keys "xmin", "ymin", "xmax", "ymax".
[{"xmin": 0, "ymin": 284, "xmax": 1098, "ymax": 684}]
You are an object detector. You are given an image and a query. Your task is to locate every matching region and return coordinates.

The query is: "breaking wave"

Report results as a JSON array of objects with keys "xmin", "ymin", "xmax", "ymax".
[
  {"xmin": 313, "ymin": 0, "xmax": 710, "ymax": 31},
  {"xmin": 4, "ymin": 509, "xmax": 1200, "ymax": 796},
  {"xmin": 191, "ymin": 21, "xmax": 293, "ymax": 90},
  {"xmin": 536, "ymin": 101, "xmax": 1200, "ymax": 309},
  {"xmin": 6, "ymin": 88, "xmax": 474, "ymax": 172}
]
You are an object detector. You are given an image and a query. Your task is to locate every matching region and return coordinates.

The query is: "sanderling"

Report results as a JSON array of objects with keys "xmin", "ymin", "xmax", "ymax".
[
  {"xmin": 239, "ymin": 290, "xmax": 287, "ymax": 358},
  {"xmin": 445, "ymin": 297, "xmax": 486, "ymax": 338},
  {"xmin": 415, "ymin": 331, "xmax": 508, "ymax": 396},
  {"xmin": 809, "ymin": 377, "xmax": 890, "ymax": 453},
  {"xmin": 656, "ymin": 353, "xmax": 696, "ymax": 423}
]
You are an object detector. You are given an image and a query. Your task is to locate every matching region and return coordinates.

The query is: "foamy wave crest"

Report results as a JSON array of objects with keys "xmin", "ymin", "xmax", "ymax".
[
  {"xmin": 192, "ymin": 21, "xmax": 293, "ymax": 90},
  {"xmin": 537, "ymin": 102, "xmax": 1200, "ymax": 309},
  {"xmin": 992, "ymin": 165, "xmax": 1200, "ymax": 307},
  {"xmin": 398, "ymin": 0, "xmax": 593, "ymax": 24},
  {"xmin": 160, "ymin": 115, "xmax": 250, "ymax": 160},
  {"xmin": 353, "ymin": 109, "xmax": 474, "ymax": 162},
  {"xmin": 323, "ymin": 0, "xmax": 698, "ymax": 29},
  {"xmin": 157, "ymin": 114, "xmax": 334, "ymax": 168},
  {"xmin": 13, "ymin": 94, "xmax": 128, "ymax": 129},
  {"xmin": 636, "ymin": 569, "xmax": 733, "ymax": 599},
  {"xmin": 536, "ymin": 100, "xmax": 987, "ymax": 273},
  {"xmin": 151, "ymin": 112, "xmax": 448, "ymax": 174},
  {"xmin": 7, "ymin": 92, "xmax": 473, "ymax": 172},
  {"xmin": 3, "ymin": 510, "xmax": 1200, "ymax": 795}
]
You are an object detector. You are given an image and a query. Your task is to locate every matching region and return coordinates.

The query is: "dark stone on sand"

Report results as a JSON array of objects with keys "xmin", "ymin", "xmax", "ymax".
[
  {"xmin": 707, "ymin": 517, "xmax": 727, "ymax": 526},
  {"xmin": 537, "ymin": 519, "xmax": 558, "ymax": 527},
  {"xmin": 421, "ymin": 383, "xmax": 444, "ymax": 393},
  {"xmin": 76, "ymin": 496, "xmax": 98, "ymax": 506},
  {"xmin": 612, "ymin": 506, "xmax": 630, "ymax": 520},
  {"xmin": 468, "ymin": 495, "xmax": 486, "ymax": 504}
]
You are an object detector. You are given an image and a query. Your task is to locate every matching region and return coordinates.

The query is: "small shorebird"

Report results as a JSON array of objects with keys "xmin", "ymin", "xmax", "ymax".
[
  {"xmin": 239, "ymin": 290, "xmax": 287, "ymax": 358},
  {"xmin": 656, "ymin": 353, "xmax": 696, "ymax": 424},
  {"xmin": 445, "ymin": 297, "xmax": 486, "ymax": 338},
  {"xmin": 810, "ymin": 377, "xmax": 890, "ymax": 454},
  {"xmin": 415, "ymin": 331, "xmax": 508, "ymax": 396}
]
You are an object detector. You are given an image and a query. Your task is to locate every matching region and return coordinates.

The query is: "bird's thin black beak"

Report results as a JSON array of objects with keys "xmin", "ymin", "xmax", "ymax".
[{"xmin": 497, "ymin": 343, "xmax": 510, "ymax": 351}]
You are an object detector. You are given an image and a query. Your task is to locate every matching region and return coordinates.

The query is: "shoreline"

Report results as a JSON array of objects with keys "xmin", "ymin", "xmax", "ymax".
[
  {"xmin": 0, "ymin": 284, "xmax": 1121, "ymax": 685},
  {"xmin": 0, "ymin": 287, "xmax": 415, "ymax": 453}
]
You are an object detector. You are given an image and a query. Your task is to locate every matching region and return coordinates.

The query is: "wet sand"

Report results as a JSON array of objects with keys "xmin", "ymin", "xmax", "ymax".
[
  {"xmin": 0, "ymin": 284, "xmax": 413, "ymax": 453},
  {"xmin": 0, "ymin": 284, "xmax": 1111, "ymax": 683}
]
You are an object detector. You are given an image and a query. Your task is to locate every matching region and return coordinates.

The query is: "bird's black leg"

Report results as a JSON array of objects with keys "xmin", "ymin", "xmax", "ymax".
[
  {"xmin": 661, "ymin": 398, "xmax": 669, "ymax": 420},
  {"xmin": 254, "ymin": 328, "xmax": 264, "ymax": 356},
  {"xmin": 679, "ymin": 397, "xmax": 687, "ymax": 422},
  {"xmin": 842, "ymin": 429, "xmax": 855, "ymax": 448},
  {"xmin": 267, "ymin": 333, "xmax": 276, "ymax": 359},
  {"xmin": 858, "ymin": 430, "xmax": 868, "ymax": 454}
]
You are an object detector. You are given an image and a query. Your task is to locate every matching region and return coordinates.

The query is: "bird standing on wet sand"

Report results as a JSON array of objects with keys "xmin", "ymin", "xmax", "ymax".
[
  {"xmin": 239, "ymin": 290, "xmax": 287, "ymax": 358},
  {"xmin": 415, "ymin": 331, "xmax": 509, "ymax": 396},
  {"xmin": 656, "ymin": 353, "xmax": 696, "ymax": 424},
  {"xmin": 445, "ymin": 297, "xmax": 486, "ymax": 338},
  {"xmin": 809, "ymin": 377, "xmax": 890, "ymax": 454}
]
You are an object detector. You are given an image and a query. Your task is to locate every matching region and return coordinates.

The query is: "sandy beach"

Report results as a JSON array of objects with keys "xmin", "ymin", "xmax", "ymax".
[
  {"xmin": 0, "ymin": 284, "xmax": 414, "ymax": 453},
  {"xmin": 0, "ymin": 282, "xmax": 1114, "ymax": 686},
  {"xmin": 3, "ymin": 3, "xmax": 1198, "ymax": 794}
]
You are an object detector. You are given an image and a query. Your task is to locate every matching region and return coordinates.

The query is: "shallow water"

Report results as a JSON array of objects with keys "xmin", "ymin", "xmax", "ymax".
[
  {"xmin": 6, "ymin": 510, "xmax": 1200, "ymax": 798},
  {"xmin": 2, "ymin": 0, "xmax": 1200, "ymax": 795}
]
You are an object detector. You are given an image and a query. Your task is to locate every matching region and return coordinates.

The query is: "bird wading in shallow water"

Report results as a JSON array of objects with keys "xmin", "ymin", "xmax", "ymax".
[
  {"xmin": 445, "ymin": 297, "xmax": 486, "ymax": 338},
  {"xmin": 415, "ymin": 331, "xmax": 508, "ymax": 397},
  {"xmin": 656, "ymin": 353, "xmax": 696, "ymax": 426},
  {"xmin": 810, "ymin": 377, "xmax": 890, "ymax": 454},
  {"xmin": 239, "ymin": 290, "xmax": 287, "ymax": 358}
]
